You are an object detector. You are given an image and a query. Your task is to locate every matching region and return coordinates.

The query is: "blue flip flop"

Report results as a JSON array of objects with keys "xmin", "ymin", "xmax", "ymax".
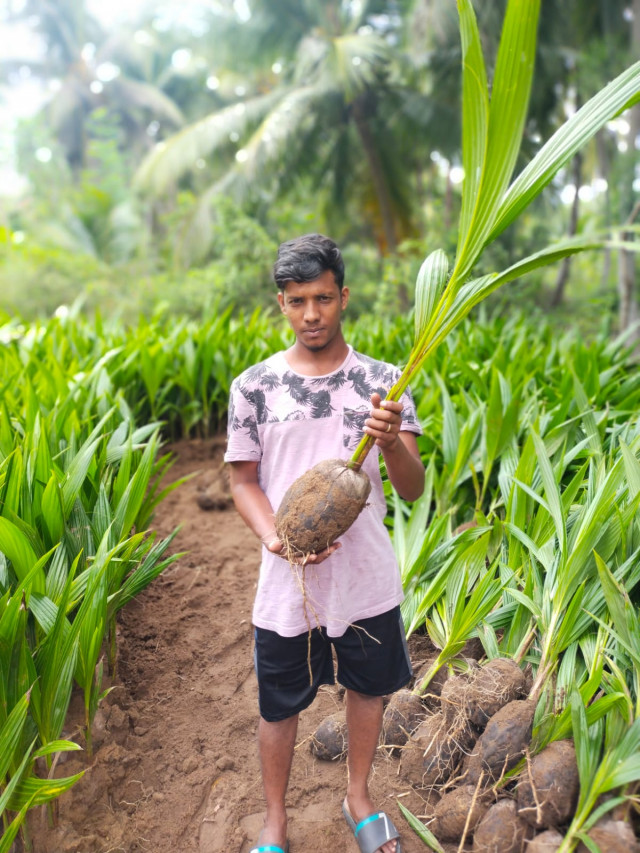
[
  {"xmin": 249, "ymin": 843, "xmax": 289, "ymax": 853},
  {"xmin": 342, "ymin": 800, "xmax": 402, "ymax": 853}
]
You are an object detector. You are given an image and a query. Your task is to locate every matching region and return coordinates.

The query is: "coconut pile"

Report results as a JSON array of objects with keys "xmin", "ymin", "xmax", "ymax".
[{"xmin": 309, "ymin": 644, "xmax": 640, "ymax": 853}]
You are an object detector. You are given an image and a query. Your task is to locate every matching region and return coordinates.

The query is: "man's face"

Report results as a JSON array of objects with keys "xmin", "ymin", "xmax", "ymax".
[{"xmin": 277, "ymin": 271, "xmax": 349, "ymax": 353}]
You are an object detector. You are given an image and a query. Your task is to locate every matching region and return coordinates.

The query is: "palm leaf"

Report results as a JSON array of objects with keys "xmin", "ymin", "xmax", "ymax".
[
  {"xmin": 489, "ymin": 60, "xmax": 640, "ymax": 243},
  {"xmin": 135, "ymin": 90, "xmax": 283, "ymax": 194},
  {"xmin": 398, "ymin": 800, "xmax": 445, "ymax": 853},
  {"xmin": 456, "ymin": 0, "xmax": 488, "ymax": 256}
]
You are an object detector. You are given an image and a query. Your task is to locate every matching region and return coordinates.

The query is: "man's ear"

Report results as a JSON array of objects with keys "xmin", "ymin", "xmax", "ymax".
[
  {"xmin": 341, "ymin": 286, "xmax": 350, "ymax": 309},
  {"xmin": 277, "ymin": 291, "xmax": 286, "ymax": 313}
]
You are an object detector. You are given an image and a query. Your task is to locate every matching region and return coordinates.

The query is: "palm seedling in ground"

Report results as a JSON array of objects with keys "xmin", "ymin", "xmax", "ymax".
[{"xmin": 274, "ymin": 0, "xmax": 640, "ymax": 559}]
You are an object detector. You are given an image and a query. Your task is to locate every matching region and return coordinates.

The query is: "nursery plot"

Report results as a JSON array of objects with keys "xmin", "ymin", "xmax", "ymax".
[{"xmin": 25, "ymin": 440, "xmax": 432, "ymax": 853}]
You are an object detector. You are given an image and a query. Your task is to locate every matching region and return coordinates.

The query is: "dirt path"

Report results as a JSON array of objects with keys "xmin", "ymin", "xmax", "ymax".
[{"xmin": 29, "ymin": 439, "xmax": 431, "ymax": 853}]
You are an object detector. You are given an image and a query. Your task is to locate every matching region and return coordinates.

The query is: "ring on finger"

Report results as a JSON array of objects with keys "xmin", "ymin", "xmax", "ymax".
[{"xmin": 386, "ymin": 423, "xmax": 392, "ymax": 433}]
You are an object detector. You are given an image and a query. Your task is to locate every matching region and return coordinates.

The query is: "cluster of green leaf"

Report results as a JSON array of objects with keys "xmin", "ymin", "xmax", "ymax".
[
  {"xmin": 2, "ymin": 0, "xmax": 637, "ymax": 324},
  {"xmin": 389, "ymin": 319, "xmax": 640, "ymax": 848},
  {"xmin": 397, "ymin": 375, "xmax": 640, "ymax": 849},
  {"xmin": 1, "ymin": 279, "xmax": 639, "ymax": 847},
  {"xmin": 0, "ymin": 321, "xmax": 186, "ymax": 847},
  {"xmin": 381, "ymin": 8, "xmax": 640, "ymax": 842}
]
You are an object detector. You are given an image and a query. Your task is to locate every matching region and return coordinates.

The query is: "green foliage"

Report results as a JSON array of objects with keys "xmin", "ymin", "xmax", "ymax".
[
  {"xmin": 0, "ymin": 318, "xmax": 187, "ymax": 844},
  {"xmin": 2, "ymin": 0, "xmax": 637, "ymax": 326}
]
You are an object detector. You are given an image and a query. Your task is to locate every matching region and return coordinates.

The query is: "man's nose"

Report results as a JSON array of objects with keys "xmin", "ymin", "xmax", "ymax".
[{"xmin": 303, "ymin": 301, "xmax": 319, "ymax": 321}]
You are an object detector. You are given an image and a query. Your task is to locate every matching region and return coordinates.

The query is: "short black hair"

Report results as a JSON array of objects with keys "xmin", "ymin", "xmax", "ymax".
[{"xmin": 273, "ymin": 233, "xmax": 345, "ymax": 291}]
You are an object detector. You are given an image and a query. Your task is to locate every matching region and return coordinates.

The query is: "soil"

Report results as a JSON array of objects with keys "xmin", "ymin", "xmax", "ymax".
[{"xmin": 27, "ymin": 439, "xmax": 434, "ymax": 853}]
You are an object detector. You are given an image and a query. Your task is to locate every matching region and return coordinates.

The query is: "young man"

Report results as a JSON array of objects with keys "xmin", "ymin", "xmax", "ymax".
[{"xmin": 225, "ymin": 234, "xmax": 425, "ymax": 853}]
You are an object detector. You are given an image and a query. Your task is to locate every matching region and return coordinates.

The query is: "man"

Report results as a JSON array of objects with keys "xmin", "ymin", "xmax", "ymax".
[{"xmin": 225, "ymin": 234, "xmax": 424, "ymax": 853}]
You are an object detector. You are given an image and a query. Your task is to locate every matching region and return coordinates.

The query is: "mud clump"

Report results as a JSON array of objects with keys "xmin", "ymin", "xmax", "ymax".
[
  {"xmin": 517, "ymin": 739, "xmax": 579, "ymax": 829},
  {"xmin": 462, "ymin": 658, "xmax": 527, "ymax": 728},
  {"xmin": 382, "ymin": 689, "xmax": 425, "ymax": 751},
  {"xmin": 432, "ymin": 784, "xmax": 491, "ymax": 842},
  {"xmin": 440, "ymin": 658, "xmax": 525, "ymax": 729},
  {"xmin": 400, "ymin": 712, "xmax": 476, "ymax": 789},
  {"xmin": 576, "ymin": 820, "xmax": 640, "ymax": 853},
  {"xmin": 275, "ymin": 459, "xmax": 371, "ymax": 556},
  {"xmin": 464, "ymin": 700, "xmax": 535, "ymax": 784},
  {"xmin": 472, "ymin": 798, "xmax": 530, "ymax": 853},
  {"xmin": 310, "ymin": 712, "xmax": 347, "ymax": 761},
  {"xmin": 527, "ymin": 829, "xmax": 564, "ymax": 853}
]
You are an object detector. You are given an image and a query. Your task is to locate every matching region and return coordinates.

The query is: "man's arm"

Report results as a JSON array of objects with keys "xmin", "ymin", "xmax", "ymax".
[
  {"xmin": 364, "ymin": 392, "xmax": 425, "ymax": 502},
  {"xmin": 228, "ymin": 460, "xmax": 340, "ymax": 563},
  {"xmin": 228, "ymin": 460, "xmax": 282, "ymax": 551}
]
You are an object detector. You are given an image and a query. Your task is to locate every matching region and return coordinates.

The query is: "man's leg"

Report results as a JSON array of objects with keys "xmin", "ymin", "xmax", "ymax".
[
  {"xmin": 344, "ymin": 689, "xmax": 398, "ymax": 853},
  {"xmin": 257, "ymin": 713, "xmax": 298, "ymax": 849}
]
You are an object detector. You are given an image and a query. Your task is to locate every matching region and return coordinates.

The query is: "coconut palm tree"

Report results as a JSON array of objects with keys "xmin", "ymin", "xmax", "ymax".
[
  {"xmin": 134, "ymin": 0, "xmax": 432, "ymax": 256},
  {"xmin": 4, "ymin": 0, "xmax": 185, "ymax": 170}
]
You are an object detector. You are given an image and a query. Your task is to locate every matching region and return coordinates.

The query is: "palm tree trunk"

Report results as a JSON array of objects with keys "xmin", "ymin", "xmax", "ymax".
[
  {"xmin": 617, "ymin": 0, "xmax": 640, "ymax": 341},
  {"xmin": 352, "ymin": 98, "xmax": 398, "ymax": 256},
  {"xmin": 618, "ymin": 201, "xmax": 640, "ymax": 338},
  {"xmin": 550, "ymin": 152, "xmax": 581, "ymax": 307}
]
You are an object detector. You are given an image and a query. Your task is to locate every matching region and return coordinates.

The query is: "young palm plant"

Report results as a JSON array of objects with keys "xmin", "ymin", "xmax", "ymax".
[
  {"xmin": 348, "ymin": 0, "xmax": 640, "ymax": 472},
  {"xmin": 276, "ymin": 0, "xmax": 640, "ymax": 555}
]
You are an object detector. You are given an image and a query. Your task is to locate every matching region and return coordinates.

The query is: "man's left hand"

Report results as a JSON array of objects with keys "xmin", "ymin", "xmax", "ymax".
[{"xmin": 365, "ymin": 392, "xmax": 403, "ymax": 449}]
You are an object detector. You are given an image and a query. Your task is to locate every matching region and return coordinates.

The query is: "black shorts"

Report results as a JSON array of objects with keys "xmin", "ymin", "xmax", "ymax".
[{"xmin": 254, "ymin": 606, "xmax": 412, "ymax": 722}]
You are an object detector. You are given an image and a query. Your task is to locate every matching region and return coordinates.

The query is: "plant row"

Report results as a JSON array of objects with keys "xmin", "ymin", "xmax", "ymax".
[
  {"xmin": 389, "ymin": 326, "xmax": 640, "ymax": 850},
  {"xmin": 0, "ymin": 331, "xmax": 186, "ymax": 849}
]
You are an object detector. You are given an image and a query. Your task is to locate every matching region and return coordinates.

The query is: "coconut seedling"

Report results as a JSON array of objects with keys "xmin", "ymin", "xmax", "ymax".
[
  {"xmin": 554, "ymin": 689, "xmax": 640, "ymax": 853},
  {"xmin": 511, "ymin": 431, "xmax": 640, "ymax": 703},
  {"xmin": 275, "ymin": 0, "xmax": 640, "ymax": 559}
]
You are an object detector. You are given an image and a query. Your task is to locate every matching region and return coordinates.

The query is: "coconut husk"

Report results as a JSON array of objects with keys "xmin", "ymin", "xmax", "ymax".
[
  {"xmin": 440, "ymin": 658, "xmax": 526, "ymax": 729},
  {"xmin": 432, "ymin": 784, "xmax": 492, "ymax": 842},
  {"xmin": 526, "ymin": 829, "xmax": 564, "ymax": 853},
  {"xmin": 464, "ymin": 700, "xmax": 535, "ymax": 785},
  {"xmin": 473, "ymin": 798, "xmax": 530, "ymax": 853},
  {"xmin": 399, "ymin": 712, "xmax": 476, "ymax": 789},
  {"xmin": 381, "ymin": 689, "xmax": 426, "ymax": 752},
  {"xmin": 463, "ymin": 659, "xmax": 527, "ymax": 728},
  {"xmin": 517, "ymin": 740, "xmax": 579, "ymax": 829},
  {"xmin": 440, "ymin": 669, "xmax": 475, "ymax": 725},
  {"xmin": 576, "ymin": 820, "xmax": 640, "ymax": 853},
  {"xmin": 310, "ymin": 711, "xmax": 347, "ymax": 761},
  {"xmin": 275, "ymin": 459, "xmax": 371, "ymax": 557}
]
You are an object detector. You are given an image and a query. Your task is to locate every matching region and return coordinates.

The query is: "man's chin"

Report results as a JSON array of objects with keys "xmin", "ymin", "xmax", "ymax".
[{"xmin": 298, "ymin": 335, "xmax": 328, "ymax": 352}]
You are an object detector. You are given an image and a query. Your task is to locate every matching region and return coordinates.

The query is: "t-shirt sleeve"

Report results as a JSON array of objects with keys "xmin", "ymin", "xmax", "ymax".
[
  {"xmin": 399, "ymin": 385, "xmax": 422, "ymax": 434},
  {"xmin": 224, "ymin": 377, "xmax": 263, "ymax": 462}
]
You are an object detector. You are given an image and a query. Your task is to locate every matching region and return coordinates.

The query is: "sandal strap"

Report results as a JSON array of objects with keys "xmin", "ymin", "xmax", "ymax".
[
  {"xmin": 354, "ymin": 812, "xmax": 400, "ymax": 853},
  {"xmin": 249, "ymin": 846, "xmax": 288, "ymax": 853}
]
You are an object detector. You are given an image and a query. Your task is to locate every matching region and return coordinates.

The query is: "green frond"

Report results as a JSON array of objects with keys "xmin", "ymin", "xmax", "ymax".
[{"xmin": 134, "ymin": 89, "xmax": 283, "ymax": 195}]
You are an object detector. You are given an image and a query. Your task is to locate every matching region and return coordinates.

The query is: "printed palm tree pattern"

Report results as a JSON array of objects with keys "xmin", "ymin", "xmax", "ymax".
[{"xmin": 228, "ymin": 350, "xmax": 420, "ymax": 451}]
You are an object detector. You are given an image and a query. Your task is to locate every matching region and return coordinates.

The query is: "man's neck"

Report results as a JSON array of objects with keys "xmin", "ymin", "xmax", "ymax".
[{"xmin": 284, "ymin": 336, "xmax": 349, "ymax": 376}]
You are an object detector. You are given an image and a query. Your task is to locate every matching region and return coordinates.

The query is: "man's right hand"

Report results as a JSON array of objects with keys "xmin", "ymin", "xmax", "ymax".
[{"xmin": 268, "ymin": 538, "xmax": 342, "ymax": 566}]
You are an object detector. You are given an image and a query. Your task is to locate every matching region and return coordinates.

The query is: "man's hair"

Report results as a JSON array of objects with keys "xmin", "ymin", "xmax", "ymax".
[{"xmin": 273, "ymin": 233, "xmax": 345, "ymax": 291}]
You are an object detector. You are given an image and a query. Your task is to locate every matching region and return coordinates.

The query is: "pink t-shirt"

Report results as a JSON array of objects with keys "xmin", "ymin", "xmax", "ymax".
[{"xmin": 224, "ymin": 346, "xmax": 422, "ymax": 637}]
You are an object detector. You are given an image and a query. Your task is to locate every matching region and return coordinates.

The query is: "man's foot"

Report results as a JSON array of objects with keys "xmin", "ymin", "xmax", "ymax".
[
  {"xmin": 344, "ymin": 794, "xmax": 400, "ymax": 853},
  {"xmin": 250, "ymin": 813, "xmax": 289, "ymax": 853}
]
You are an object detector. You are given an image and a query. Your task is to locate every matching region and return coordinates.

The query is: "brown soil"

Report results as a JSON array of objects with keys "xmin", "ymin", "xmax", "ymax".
[{"xmin": 27, "ymin": 439, "xmax": 432, "ymax": 853}]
